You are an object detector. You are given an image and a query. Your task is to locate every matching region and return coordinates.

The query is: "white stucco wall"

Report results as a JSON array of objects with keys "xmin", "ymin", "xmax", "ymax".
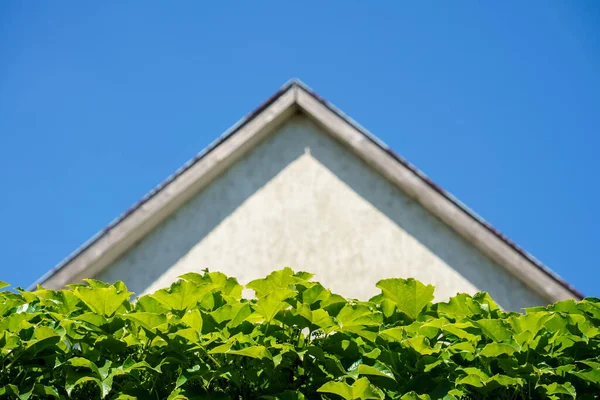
[{"xmin": 96, "ymin": 115, "xmax": 546, "ymax": 310}]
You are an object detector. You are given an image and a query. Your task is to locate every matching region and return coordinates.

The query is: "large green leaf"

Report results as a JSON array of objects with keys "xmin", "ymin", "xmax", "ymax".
[
  {"xmin": 437, "ymin": 293, "xmax": 483, "ymax": 318},
  {"xmin": 254, "ymin": 288, "xmax": 295, "ymax": 323},
  {"xmin": 375, "ymin": 278, "xmax": 434, "ymax": 320},
  {"xmin": 356, "ymin": 363, "xmax": 396, "ymax": 381},
  {"xmin": 317, "ymin": 377, "xmax": 384, "ymax": 400},
  {"xmin": 182, "ymin": 308, "xmax": 204, "ymax": 330},
  {"xmin": 179, "ymin": 271, "xmax": 243, "ymax": 299},
  {"xmin": 122, "ymin": 312, "xmax": 167, "ymax": 330},
  {"xmin": 209, "ymin": 343, "xmax": 272, "ymax": 360},
  {"xmin": 247, "ymin": 267, "xmax": 307, "ymax": 297},
  {"xmin": 569, "ymin": 368, "xmax": 600, "ymax": 385},
  {"xmin": 337, "ymin": 304, "xmax": 382, "ymax": 330},
  {"xmin": 74, "ymin": 285, "xmax": 132, "ymax": 317},
  {"xmin": 473, "ymin": 319, "xmax": 513, "ymax": 342},
  {"xmin": 35, "ymin": 288, "xmax": 80, "ymax": 315},
  {"xmin": 537, "ymin": 382, "xmax": 576, "ymax": 399},
  {"xmin": 479, "ymin": 342, "xmax": 519, "ymax": 357},
  {"xmin": 150, "ymin": 279, "xmax": 212, "ymax": 311}
]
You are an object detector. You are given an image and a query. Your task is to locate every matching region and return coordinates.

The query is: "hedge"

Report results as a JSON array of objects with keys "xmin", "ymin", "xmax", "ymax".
[{"xmin": 0, "ymin": 268, "xmax": 598, "ymax": 399}]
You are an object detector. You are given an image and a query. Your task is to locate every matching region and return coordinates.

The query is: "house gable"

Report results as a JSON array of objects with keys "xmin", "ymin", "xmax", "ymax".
[
  {"xmin": 97, "ymin": 115, "xmax": 546, "ymax": 309},
  {"xmin": 33, "ymin": 80, "xmax": 581, "ymax": 306}
]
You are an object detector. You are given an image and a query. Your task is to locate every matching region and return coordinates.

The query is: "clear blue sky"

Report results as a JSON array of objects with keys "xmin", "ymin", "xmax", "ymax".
[{"xmin": 1, "ymin": 2, "xmax": 599, "ymax": 297}]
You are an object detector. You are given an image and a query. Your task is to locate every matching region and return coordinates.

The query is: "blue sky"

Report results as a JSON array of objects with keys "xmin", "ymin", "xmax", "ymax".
[{"xmin": 1, "ymin": 2, "xmax": 599, "ymax": 297}]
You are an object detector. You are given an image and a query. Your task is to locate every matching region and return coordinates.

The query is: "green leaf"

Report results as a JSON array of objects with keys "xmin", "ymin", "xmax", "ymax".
[
  {"xmin": 357, "ymin": 363, "xmax": 396, "ymax": 381},
  {"xmin": 65, "ymin": 372, "xmax": 104, "ymax": 397},
  {"xmin": 473, "ymin": 319, "xmax": 513, "ymax": 342},
  {"xmin": 66, "ymin": 357, "xmax": 102, "ymax": 376},
  {"xmin": 24, "ymin": 335, "xmax": 61, "ymax": 355},
  {"xmin": 74, "ymin": 285, "xmax": 132, "ymax": 317},
  {"xmin": 254, "ymin": 288, "xmax": 295, "ymax": 323},
  {"xmin": 456, "ymin": 374, "xmax": 485, "ymax": 388},
  {"xmin": 379, "ymin": 327, "xmax": 406, "ymax": 342},
  {"xmin": 83, "ymin": 279, "xmax": 111, "ymax": 288},
  {"xmin": 211, "ymin": 302, "xmax": 250, "ymax": 326},
  {"xmin": 485, "ymin": 374, "xmax": 523, "ymax": 389},
  {"xmin": 303, "ymin": 283, "xmax": 331, "ymax": 305},
  {"xmin": 33, "ymin": 325, "xmax": 61, "ymax": 340},
  {"xmin": 247, "ymin": 267, "xmax": 305, "ymax": 297},
  {"xmin": 569, "ymin": 368, "xmax": 600, "ymax": 384},
  {"xmin": 442, "ymin": 322, "xmax": 480, "ymax": 342},
  {"xmin": 318, "ymin": 381, "xmax": 352, "ymax": 400},
  {"xmin": 336, "ymin": 304, "xmax": 382, "ymax": 340},
  {"xmin": 172, "ymin": 327, "xmax": 199, "ymax": 342},
  {"xmin": 472, "ymin": 292, "xmax": 500, "ymax": 314},
  {"xmin": 32, "ymin": 384, "xmax": 60, "ymax": 398},
  {"xmin": 182, "ymin": 309, "xmax": 204, "ymax": 330},
  {"xmin": 209, "ymin": 344, "xmax": 272, "ymax": 360},
  {"xmin": 403, "ymin": 335, "xmax": 438, "ymax": 355},
  {"xmin": 35, "ymin": 288, "xmax": 80, "ymax": 314},
  {"xmin": 479, "ymin": 343, "xmax": 519, "ymax": 357},
  {"xmin": 376, "ymin": 278, "xmax": 434, "ymax": 320},
  {"xmin": 227, "ymin": 346, "xmax": 273, "ymax": 360},
  {"xmin": 150, "ymin": 279, "xmax": 212, "ymax": 311},
  {"xmin": 135, "ymin": 294, "xmax": 169, "ymax": 313},
  {"xmin": 122, "ymin": 312, "xmax": 167, "ymax": 330},
  {"xmin": 228, "ymin": 303, "xmax": 252, "ymax": 328},
  {"xmin": 0, "ymin": 280, "xmax": 9, "ymax": 289},
  {"xmin": 509, "ymin": 312, "xmax": 553, "ymax": 335},
  {"xmin": 0, "ymin": 385, "xmax": 19, "ymax": 397},
  {"xmin": 73, "ymin": 311, "xmax": 109, "ymax": 328},
  {"xmin": 317, "ymin": 377, "xmax": 384, "ymax": 400},
  {"xmin": 537, "ymin": 382, "xmax": 576, "ymax": 399},
  {"xmin": 438, "ymin": 293, "xmax": 483, "ymax": 318}
]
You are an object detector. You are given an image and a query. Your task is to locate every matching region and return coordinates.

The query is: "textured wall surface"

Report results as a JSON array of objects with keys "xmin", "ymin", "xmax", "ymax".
[{"xmin": 97, "ymin": 116, "xmax": 546, "ymax": 310}]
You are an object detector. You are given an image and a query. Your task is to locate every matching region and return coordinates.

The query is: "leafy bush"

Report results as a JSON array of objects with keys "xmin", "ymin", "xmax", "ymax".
[{"xmin": 0, "ymin": 268, "xmax": 598, "ymax": 399}]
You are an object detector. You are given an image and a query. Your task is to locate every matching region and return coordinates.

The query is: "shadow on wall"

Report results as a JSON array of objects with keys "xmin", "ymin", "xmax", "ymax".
[
  {"xmin": 99, "ymin": 115, "xmax": 544, "ymax": 310},
  {"xmin": 99, "ymin": 119, "xmax": 310, "ymax": 295},
  {"xmin": 306, "ymin": 120, "xmax": 544, "ymax": 310}
]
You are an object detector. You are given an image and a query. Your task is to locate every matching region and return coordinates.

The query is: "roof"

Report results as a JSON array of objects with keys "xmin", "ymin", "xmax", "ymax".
[{"xmin": 31, "ymin": 79, "xmax": 584, "ymax": 301}]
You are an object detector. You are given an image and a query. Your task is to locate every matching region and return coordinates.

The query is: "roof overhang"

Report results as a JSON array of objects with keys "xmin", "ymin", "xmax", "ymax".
[{"xmin": 32, "ymin": 80, "xmax": 583, "ymax": 302}]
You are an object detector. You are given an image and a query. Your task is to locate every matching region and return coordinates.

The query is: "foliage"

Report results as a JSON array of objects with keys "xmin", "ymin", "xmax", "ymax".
[{"xmin": 0, "ymin": 269, "xmax": 599, "ymax": 399}]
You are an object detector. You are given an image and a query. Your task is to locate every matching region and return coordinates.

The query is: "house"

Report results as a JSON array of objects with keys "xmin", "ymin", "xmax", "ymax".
[{"xmin": 32, "ymin": 80, "xmax": 582, "ymax": 310}]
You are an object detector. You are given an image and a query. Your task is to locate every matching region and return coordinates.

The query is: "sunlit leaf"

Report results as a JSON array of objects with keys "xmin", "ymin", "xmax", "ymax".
[
  {"xmin": 438, "ymin": 293, "xmax": 483, "ymax": 318},
  {"xmin": 479, "ymin": 342, "xmax": 519, "ymax": 357},
  {"xmin": 122, "ymin": 312, "xmax": 167, "ymax": 331},
  {"xmin": 317, "ymin": 377, "xmax": 384, "ymax": 400},
  {"xmin": 74, "ymin": 285, "xmax": 132, "ymax": 317},
  {"xmin": 357, "ymin": 363, "xmax": 396, "ymax": 381},
  {"xmin": 376, "ymin": 278, "xmax": 434, "ymax": 320},
  {"xmin": 254, "ymin": 288, "xmax": 295, "ymax": 323},
  {"xmin": 247, "ymin": 267, "xmax": 304, "ymax": 297},
  {"xmin": 150, "ymin": 279, "xmax": 212, "ymax": 311},
  {"xmin": 473, "ymin": 319, "xmax": 513, "ymax": 342},
  {"xmin": 537, "ymin": 382, "xmax": 576, "ymax": 399}
]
